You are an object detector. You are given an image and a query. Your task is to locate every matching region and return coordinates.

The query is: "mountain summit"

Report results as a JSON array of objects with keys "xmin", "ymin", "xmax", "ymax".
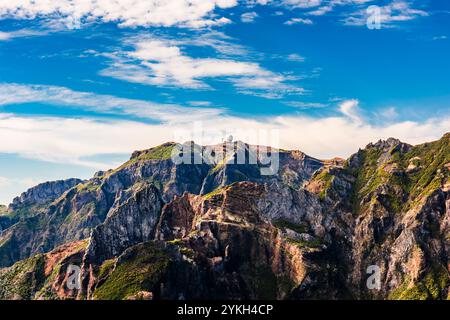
[{"xmin": 0, "ymin": 135, "xmax": 448, "ymax": 300}]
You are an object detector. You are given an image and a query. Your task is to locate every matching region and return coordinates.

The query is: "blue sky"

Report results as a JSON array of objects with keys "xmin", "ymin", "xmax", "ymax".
[{"xmin": 0, "ymin": 0, "xmax": 449, "ymax": 204}]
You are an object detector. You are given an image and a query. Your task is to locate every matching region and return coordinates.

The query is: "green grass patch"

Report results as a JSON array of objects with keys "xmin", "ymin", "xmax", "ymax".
[
  {"xmin": 273, "ymin": 219, "xmax": 307, "ymax": 234},
  {"xmin": 98, "ymin": 258, "xmax": 117, "ymax": 280},
  {"xmin": 285, "ymin": 236, "xmax": 324, "ymax": 249},
  {"xmin": 388, "ymin": 265, "xmax": 449, "ymax": 300},
  {"xmin": 117, "ymin": 143, "xmax": 176, "ymax": 171},
  {"xmin": 93, "ymin": 242, "xmax": 170, "ymax": 300}
]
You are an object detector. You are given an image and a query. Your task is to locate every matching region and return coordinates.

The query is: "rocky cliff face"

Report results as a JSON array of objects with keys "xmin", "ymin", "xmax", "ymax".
[
  {"xmin": 0, "ymin": 141, "xmax": 321, "ymax": 268},
  {"xmin": 9, "ymin": 178, "xmax": 83, "ymax": 211},
  {"xmin": 0, "ymin": 240, "xmax": 87, "ymax": 300},
  {"xmin": 0, "ymin": 135, "xmax": 448, "ymax": 300},
  {"xmin": 305, "ymin": 133, "xmax": 450, "ymax": 299},
  {"xmin": 84, "ymin": 182, "xmax": 164, "ymax": 265}
]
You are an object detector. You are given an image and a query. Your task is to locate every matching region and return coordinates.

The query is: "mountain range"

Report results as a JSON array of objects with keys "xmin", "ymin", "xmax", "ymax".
[{"xmin": 0, "ymin": 134, "xmax": 449, "ymax": 300}]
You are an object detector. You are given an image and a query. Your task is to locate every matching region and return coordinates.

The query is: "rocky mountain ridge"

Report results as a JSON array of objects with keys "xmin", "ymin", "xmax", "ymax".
[{"xmin": 0, "ymin": 135, "xmax": 448, "ymax": 300}]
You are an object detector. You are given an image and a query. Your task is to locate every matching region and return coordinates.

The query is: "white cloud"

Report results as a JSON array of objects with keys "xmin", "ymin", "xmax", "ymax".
[
  {"xmin": 0, "ymin": 176, "xmax": 40, "ymax": 191},
  {"xmin": 245, "ymin": 0, "xmax": 271, "ymax": 5},
  {"xmin": 377, "ymin": 106, "xmax": 398, "ymax": 120},
  {"xmin": 102, "ymin": 39, "xmax": 270, "ymax": 89},
  {"xmin": 0, "ymin": 0, "xmax": 237, "ymax": 28},
  {"xmin": 287, "ymin": 53, "xmax": 305, "ymax": 62},
  {"xmin": 100, "ymin": 37, "xmax": 304, "ymax": 98},
  {"xmin": 281, "ymin": 0, "xmax": 428, "ymax": 28},
  {"xmin": 188, "ymin": 101, "xmax": 214, "ymax": 107},
  {"xmin": 0, "ymin": 86, "xmax": 448, "ymax": 166},
  {"xmin": 0, "ymin": 28, "xmax": 45, "ymax": 41},
  {"xmin": 231, "ymin": 76, "xmax": 304, "ymax": 98},
  {"xmin": 281, "ymin": 0, "xmax": 322, "ymax": 9},
  {"xmin": 0, "ymin": 85, "xmax": 448, "ymax": 167},
  {"xmin": 307, "ymin": 5, "xmax": 333, "ymax": 16},
  {"xmin": 0, "ymin": 0, "xmax": 429, "ymax": 30},
  {"xmin": 339, "ymin": 99, "xmax": 362, "ymax": 123},
  {"xmin": 185, "ymin": 31, "xmax": 250, "ymax": 57},
  {"xmin": 0, "ymin": 111, "xmax": 449, "ymax": 169},
  {"xmin": 284, "ymin": 17, "xmax": 313, "ymax": 25},
  {"xmin": 286, "ymin": 101, "xmax": 327, "ymax": 109},
  {"xmin": 343, "ymin": 1, "xmax": 428, "ymax": 27},
  {"xmin": 241, "ymin": 11, "xmax": 259, "ymax": 23},
  {"xmin": 0, "ymin": 83, "xmax": 223, "ymax": 123},
  {"xmin": 281, "ymin": 0, "xmax": 371, "ymax": 15}
]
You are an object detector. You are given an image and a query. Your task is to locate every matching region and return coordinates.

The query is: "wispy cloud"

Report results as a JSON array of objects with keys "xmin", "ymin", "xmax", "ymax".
[
  {"xmin": 284, "ymin": 17, "xmax": 313, "ymax": 25},
  {"xmin": 280, "ymin": 0, "xmax": 323, "ymax": 9},
  {"xmin": 0, "ymin": 109, "xmax": 449, "ymax": 168},
  {"xmin": 301, "ymin": 0, "xmax": 373, "ymax": 15},
  {"xmin": 0, "ymin": 28, "xmax": 46, "ymax": 41},
  {"xmin": 0, "ymin": 83, "xmax": 223, "ymax": 123},
  {"xmin": 188, "ymin": 101, "xmax": 213, "ymax": 107},
  {"xmin": 339, "ymin": 99, "xmax": 362, "ymax": 123},
  {"xmin": 185, "ymin": 31, "xmax": 250, "ymax": 57},
  {"xmin": 241, "ymin": 11, "xmax": 259, "ymax": 23},
  {"xmin": 287, "ymin": 53, "xmax": 305, "ymax": 62},
  {"xmin": 286, "ymin": 101, "xmax": 327, "ymax": 109},
  {"xmin": 0, "ymin": 0, "xmax": 237, "ymax": 29},
  {"xmin": 99, "ymin": 35, "xmax": 305, "ymax": 98},
  {"xmin": 343, "ymin": 1, "xmax": 428, "ymax": 27}
]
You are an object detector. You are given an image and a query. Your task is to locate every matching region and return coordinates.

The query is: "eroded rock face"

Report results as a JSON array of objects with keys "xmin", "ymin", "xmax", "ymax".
[
  {"xmin": 0, "ymin": 240, "xmax": 87, "ymax": 300},
  {"xmin": 84, "ymin": 183, "xmax": 164, "ymax": 264},
  {"xmin": 88, "ymin": 182, "xmax": 313, "ymax": 300},
  {"xmin": 9, "ymin": 178, "xmax": 83, "ymax": 211},
  {"xmin": 0, "ymin": 142, "xmax": 322, "ymax": 268},
  {"xmin": 305, "ymin": 133, "xmax": 450, "ymax": 299},
  {"xmin": 0, "ymin": 134, "xmax": 449, "ymax": 300}
]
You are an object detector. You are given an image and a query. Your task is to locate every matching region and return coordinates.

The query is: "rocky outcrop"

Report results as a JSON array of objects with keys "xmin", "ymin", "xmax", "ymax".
[
  {"xmin": 0, "ymin": 141, "xmax": 322, "ymax": 268},
  {"xmin": 306, "ymin": 133, "xmax": 450, "ymax": 299},
  {"xmin": 0, "ymin": 134, "xmax": 448, "ymax": 300},
  {"xmin": 0, "ymin": 240, "xmax": 87, "ymax": 300},
  {"xmin": 9, "ymin": 178, "xmax": 83, "ymax": 211},
  {"xmin": 84, "ymin": 183, "xmax": 164, "ymax": 264},
  {"xmin": 89, "ymin": 182, "xmax": 314, "ymax": 300}
]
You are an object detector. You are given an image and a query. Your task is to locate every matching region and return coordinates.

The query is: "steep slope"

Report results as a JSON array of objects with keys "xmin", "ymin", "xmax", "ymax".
[
  {"xmin": 0, "ymin": 141, "xmax": 323, "ymax": 267},
  {"xmin": 306, "ymin": 133, "xmax": 450, "ymax": 299},
  {"xmin": 88, "ymin": 182, "xmax": 322, "ymax": 300},
  {"xmin": 0, "ymin": 240, "xmax": 87, "ymax": 300},
  {"xmin": 84, "ymin": 182, "xmax": 164, "ymax": 265},
  {"xmin": 89, "ymin": 133, "xmax": 447, "ymax": 300},
  {"xmin": 9, "ymin": 178, "xmax": 84, "ymax": 211},
  {"xmin": 0, "ymin": 178, "xmax": 84, "ymax": 266},
  {"xmin": 0, "ymin": 134, "xmax": 448, "ymax": 300}
]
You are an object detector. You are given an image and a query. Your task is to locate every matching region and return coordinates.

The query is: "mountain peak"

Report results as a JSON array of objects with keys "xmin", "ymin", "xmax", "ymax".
[
  {"xmin": 130, "ymin": 142, "xmax": 177, "ymax": 160},
  {"xmin": 366, "ymin": 137, "xmax": 410, "ymax": 151},
  {"xmin": 9, "ymin": 178, "xmax": 84, "ymax": 210}
]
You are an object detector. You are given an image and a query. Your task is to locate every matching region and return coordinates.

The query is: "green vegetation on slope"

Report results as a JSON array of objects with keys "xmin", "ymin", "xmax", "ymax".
[
  {"xmin": 116, "ymin": 143, "xmax": 176, "ymax": 171},
  {"xmin": 273, "ymin": 219, "xmax": 308, "ymax": 234},
  {"xmin": 311, "ymin": 169, "xmax": 335, "ymax": 201},
  {"xmin": 388, "ymin": 265, "xmax": 449, "ymax": 300},
  {"xmin": 0, "ymin": 254, "xmax": 46, "ymax": 299},
  {"xmin": 93, "ymin": 242, "xmax": 170, "ymax": 300},
  {"xmin": 203, "ymin": 182, "xmax": 238, "ymax": 200},
  {"xmin": 402, "ymin": 135, "xmax": 450, "ymax": 204},
  {"xmin": 346, "ymin": 134, "xmax": 450, "ymax": 214},
  {"xmin": 285, "ymin": 237, "xmax": 324, "ymax": 249}
]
